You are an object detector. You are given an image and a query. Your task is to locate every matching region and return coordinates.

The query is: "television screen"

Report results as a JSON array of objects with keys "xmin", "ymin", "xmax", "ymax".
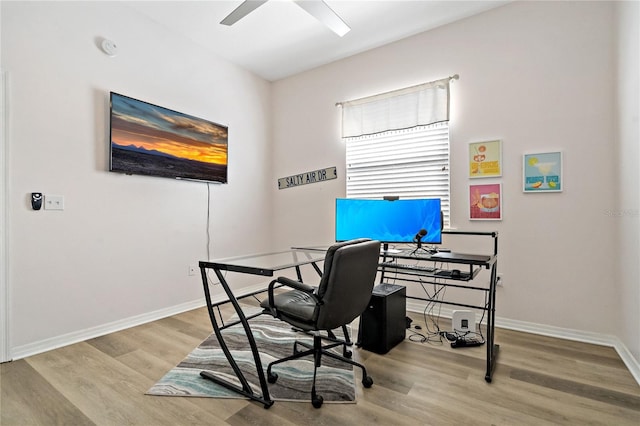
[
  {"xmin": 335, "ymin": 198, "xmax": 442, "ymax": 244},
  {"xmin": 109, "ymin": 92, "xmax": 228, "ymax": 183}
]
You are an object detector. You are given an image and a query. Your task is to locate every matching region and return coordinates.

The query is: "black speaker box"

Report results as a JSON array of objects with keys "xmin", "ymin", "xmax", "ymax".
[{"xmin": 359, "ymin": 284, "xmax": 406, "ymax": 354}]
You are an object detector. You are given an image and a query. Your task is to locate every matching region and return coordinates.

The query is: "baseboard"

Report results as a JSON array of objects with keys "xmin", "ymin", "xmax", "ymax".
[
  {"xmin": 9, "ymin": 282, "xmax": 272, "ymax": 362},
  {"xmin": 493, "ymin": 315, "xmax": 640, "ymax": 386},
  {"xmin": 406, "ymin": 302, "xmax": 640, "ymax": 386},
  {"xmin": 10, "ymin": 288, "xmax": 639, "ymax": 388},
  {"xmin": 10, "ymin": 299, "xmax": 205, "ymax": 361}
]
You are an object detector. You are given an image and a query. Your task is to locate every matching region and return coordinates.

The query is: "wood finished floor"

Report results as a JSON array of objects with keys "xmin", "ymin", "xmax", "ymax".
[{"xmin": 2, "ymin": 303, "xmax": 639, "ymax": 426}]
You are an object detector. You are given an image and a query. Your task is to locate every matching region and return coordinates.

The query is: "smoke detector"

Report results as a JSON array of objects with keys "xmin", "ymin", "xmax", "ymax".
[{"xmin": 100, "ymin": 39, "xmax": 118, "ymax": 57}]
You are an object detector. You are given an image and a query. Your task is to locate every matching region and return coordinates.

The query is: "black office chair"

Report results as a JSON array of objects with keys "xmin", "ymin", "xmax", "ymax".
[{"xmin": 260, "ymin": 238, "xmax": 381, "ymax": 408}]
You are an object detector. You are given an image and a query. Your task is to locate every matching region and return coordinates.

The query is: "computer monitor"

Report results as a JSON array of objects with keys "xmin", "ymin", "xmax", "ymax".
[{"xmin": 335, "ymin": 198, "xmax": 442, "ymax": 244}]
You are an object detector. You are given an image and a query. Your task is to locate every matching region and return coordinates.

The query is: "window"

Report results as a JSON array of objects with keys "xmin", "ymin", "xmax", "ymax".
[
  {"xmin": 344, "ymin": 123, "xmax": 450, "ymax": 227},
  {"xmin": 339, "ymin": 76, "xmax": 455, "ymax": 228}
]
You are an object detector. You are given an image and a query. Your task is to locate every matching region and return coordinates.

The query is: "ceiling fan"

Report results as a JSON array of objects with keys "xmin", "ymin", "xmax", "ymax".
[{"xmin": 220, "ymin": 0, "xmax": 351, "ymax": 37}]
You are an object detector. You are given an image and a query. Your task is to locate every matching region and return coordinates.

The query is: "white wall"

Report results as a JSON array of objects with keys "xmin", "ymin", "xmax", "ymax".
[
  {"xmin": 2, "ymin": 1, "xmax": 273, "ymax": 356},
  {"xmin": 615, "ymin": 1, "xmax": 640, "ymax": 364},
  {"xmin": 2, "ymin": 0, "xmax": 637, "ymax": 371},
  {"xmin": 271, "ymin": 1, "xmax": 626, "ymax": 339}
]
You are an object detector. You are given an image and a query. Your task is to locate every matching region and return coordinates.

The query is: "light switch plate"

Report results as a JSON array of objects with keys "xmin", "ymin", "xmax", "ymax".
[{"xmin": 45, "ymin": 195, "xmax": 64, "ymax": 210}]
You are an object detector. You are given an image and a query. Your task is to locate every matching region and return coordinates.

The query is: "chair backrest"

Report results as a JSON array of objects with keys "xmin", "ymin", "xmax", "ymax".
[
  {"xmin": 315, "ymin": 239, "xmax": 381, "ymax": 330},
  {"xmin": 316, "ymin": 238, "xmax": 370, "ymax": 298}
]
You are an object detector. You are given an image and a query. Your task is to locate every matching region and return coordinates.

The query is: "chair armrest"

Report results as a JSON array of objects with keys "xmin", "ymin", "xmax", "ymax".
[
  {"xmin": 272, "ymin": 276, "xmax": 315, "ymax": 293},
  {"xmin": 264, "ymin": 276, "xmax": 316, "ymax": 316}
]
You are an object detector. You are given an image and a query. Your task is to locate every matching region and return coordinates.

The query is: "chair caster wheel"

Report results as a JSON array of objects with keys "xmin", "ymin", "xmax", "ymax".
[
  {"xmin": 343, "ymin": 348, "xmax": 352, "ymax": 358},
  {"xmin": 312, "ymin": 394, "xmax": 324, "ymax": 408},
  {"xmin": 267, "ymin": 372, "xmax": 278, "ymax": 383},
  {"xmin": 362, "ymin": 375, "xmax": 373, "ymax": 388}
]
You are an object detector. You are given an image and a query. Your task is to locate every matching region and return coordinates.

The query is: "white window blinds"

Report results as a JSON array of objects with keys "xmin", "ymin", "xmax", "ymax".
[
  {"xmin": 344, "ymin": 123, "xmax": 450, "ymax": 227},
  {"xmin": 340, "ymin": 76, "xmax": 455, "ymax": 228}
]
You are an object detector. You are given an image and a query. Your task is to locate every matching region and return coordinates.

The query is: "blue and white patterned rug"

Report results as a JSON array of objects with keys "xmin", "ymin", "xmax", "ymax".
[{"xmin": 147, "ymin": 310, "xmax": 356, "ymax": 403}]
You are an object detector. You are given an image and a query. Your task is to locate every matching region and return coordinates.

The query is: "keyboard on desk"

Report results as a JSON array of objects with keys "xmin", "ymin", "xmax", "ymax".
[
  {"xmin": 394, "ymin": 249, "xmax": 436, "ymax": 257},
  {"xmin": 380, "ymin": 262, "xmax": 437, "ymax": 273}
]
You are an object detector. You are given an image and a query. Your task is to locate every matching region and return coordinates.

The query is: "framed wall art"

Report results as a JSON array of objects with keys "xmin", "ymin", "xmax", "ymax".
[
  {"xmin": 469, "ymin": 140, "xmax": 502, "ymax": 178},
  {"xmin": 469, "ymin": 183, "xmax": 502, "ymax": 220},
  {"xmin": 523, "ymin": 151, "xmax": 562, "ymax": 192}
]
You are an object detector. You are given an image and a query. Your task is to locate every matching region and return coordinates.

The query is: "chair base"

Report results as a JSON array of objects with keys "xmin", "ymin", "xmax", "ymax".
[
  {"xmin": 266, "ymin": 334, "xmax": 373, "ymax": 408},
  {"xmin": 291, "ymin": 324, "xmax": 354, "ymax": 358}
]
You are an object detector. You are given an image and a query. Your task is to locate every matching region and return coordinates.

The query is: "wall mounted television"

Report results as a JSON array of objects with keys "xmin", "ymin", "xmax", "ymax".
[
  {"xmin": 335, "ymin": 198, "xmax": 442, "ymax": 244},
  {"xmin": 109, "ymin": 92, "xmax": 228, "ymax": 183}
]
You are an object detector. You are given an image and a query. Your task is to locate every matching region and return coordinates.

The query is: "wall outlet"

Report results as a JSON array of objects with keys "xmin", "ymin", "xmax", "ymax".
[
  {"xmin": 188, "ymin": 264, "xmax": 197, "ymax": 276},
  {"xmin": 496, "ymin": 274, "xmax": 503, "ymax": 287}
]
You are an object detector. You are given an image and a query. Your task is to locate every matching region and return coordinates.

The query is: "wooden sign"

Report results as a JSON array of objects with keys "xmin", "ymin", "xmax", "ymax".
[{"xmin": 278, "ymin": 166, "xmax": 337, "ymax": 190}]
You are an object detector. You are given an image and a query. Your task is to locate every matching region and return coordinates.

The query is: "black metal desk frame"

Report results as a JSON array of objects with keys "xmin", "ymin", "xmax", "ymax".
[
  {"xmin": 198, "ymin": 249, "xmax": 326, "ymax": 408},
  {"xmin": 379, "ymin": 230, "xmax": 499, "ymax": 382}
]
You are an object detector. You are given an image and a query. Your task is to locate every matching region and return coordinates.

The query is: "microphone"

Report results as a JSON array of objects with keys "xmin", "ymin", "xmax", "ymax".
[{"xmin": 414, "ymin": 229, "xmax": 427, "ymax": 248}]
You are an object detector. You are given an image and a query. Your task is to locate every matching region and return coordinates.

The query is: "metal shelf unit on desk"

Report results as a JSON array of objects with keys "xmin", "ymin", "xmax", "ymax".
[{"xmin": 378, "ymin": 230, "xmax": 500, "ymax": 383}]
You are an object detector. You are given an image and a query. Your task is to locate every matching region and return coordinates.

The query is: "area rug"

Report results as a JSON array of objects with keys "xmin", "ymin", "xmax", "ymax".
[{"xmin": 147, "ymin": 309, "xmax": 356, "ymax": 403}]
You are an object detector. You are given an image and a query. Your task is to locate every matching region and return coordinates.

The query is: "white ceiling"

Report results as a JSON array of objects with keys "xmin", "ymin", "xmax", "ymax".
[{"xmin": 125, "ymin": 1, "xmax": 510, "ymax": 81}]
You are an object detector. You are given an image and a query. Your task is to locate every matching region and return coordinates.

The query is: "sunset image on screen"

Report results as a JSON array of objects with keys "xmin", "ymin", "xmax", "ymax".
[{"xmin": 110, "ymin": 93, "xmax": 228, "ymax": 183}]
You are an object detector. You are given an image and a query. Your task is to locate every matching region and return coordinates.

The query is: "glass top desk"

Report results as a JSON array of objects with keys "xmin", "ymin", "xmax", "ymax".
[
  {"xmin": 201, "ymin": 249, "xmax": 326, "ymax": 277},
  {"xmin": 198, "ymin": 249, "xmax": 327, "ymax": 408}
]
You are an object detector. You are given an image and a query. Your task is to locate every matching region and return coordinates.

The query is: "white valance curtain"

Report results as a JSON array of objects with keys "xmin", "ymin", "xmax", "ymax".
[{"xmin": 339, "ymin": 75, "xmax": 456, "ymax": 138}]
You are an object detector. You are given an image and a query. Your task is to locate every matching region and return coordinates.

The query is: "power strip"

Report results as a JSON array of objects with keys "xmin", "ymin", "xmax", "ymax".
[{"xmin": 450, "ymin": 338, "xmax": 485, "ymax": 348}]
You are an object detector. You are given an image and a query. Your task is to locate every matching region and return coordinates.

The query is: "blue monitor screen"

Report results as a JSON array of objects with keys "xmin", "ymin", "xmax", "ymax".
[{"xmin": 335, "ymin": 198, "xmax": 442, "ymax": 244}]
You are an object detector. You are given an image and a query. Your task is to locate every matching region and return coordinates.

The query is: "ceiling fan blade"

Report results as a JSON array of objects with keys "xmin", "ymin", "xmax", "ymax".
[
  {"xmin": 294, "ymin": 0, "xmax": 350, "ymax": 37},
  {"xmin": 220, "ymin": 0, "xmax": 269, "ymax": 26}
]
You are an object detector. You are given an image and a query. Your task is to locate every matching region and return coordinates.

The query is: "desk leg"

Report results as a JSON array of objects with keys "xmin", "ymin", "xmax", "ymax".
[
  {"xmin": 485, "ymin": 261, "xmax": 499, "ymax": 382},
  {"xmin": 379, "ymin": 253, "xmax": 388, "ymax": 284},
  {"xmin": 311, "ymin": 261, "xmax": 322, "ymax": 277},
  {"xmin": 199, "ymin": 267, "xmax": 274, "ymax": 408}
]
